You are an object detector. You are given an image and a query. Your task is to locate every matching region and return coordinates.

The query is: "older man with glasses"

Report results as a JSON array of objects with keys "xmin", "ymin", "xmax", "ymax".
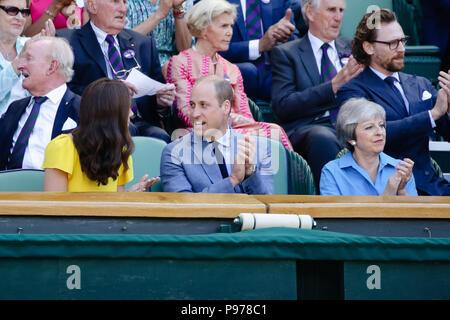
[
  {"xmin": 337, "ymin": 9, "xmax": 450, "ymax": 196},
  {"xmin": 56, "ymin": 0, "xmax": 175, "ymax": 142}
]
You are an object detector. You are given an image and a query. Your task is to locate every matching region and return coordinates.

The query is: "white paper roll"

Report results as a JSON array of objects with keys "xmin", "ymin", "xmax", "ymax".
[{"xmin": 239, "ymin": 213, "xmax": 315, "ymax": 231}]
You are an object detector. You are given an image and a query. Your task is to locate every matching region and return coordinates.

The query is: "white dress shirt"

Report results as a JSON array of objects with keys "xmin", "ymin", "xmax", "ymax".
[
  {"xmin": 10, "ymin": 84, "xmax": 67, "ymax": 169},
  {"xmin": 90, "ymin": 21, "xmax": 122, "ymax": 79}
]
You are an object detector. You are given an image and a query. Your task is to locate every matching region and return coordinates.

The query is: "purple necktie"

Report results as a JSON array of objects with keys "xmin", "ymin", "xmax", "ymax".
[
  {"xmin": 321, "ymin": 43, "xmax": 339, "ymax": 126},
  {"xmin": 105, "ymin": 35, "xmax": 125, "ymax": 79},
  {"xmin": 105, "ymin": 35, "xmax": 137, "ymax": 114},
  {"xmin": 8, "ymin": 96, "xmax": 48, "ymax": 169},
  {"xmin": 246, "ymin": 0, "xmax": 265, "ymax": 71},
  {"xmin": 320, "ymin": 43, "xmax": 337, "ymax": 82}
]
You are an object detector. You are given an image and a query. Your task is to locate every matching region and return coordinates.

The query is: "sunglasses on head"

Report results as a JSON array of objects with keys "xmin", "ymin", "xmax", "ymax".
[{"xmin": 0, "ymin": 5, "xmax": 31, "ymax": 17}]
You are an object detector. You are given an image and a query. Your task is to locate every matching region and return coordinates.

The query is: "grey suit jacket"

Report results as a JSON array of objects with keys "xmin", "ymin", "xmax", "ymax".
[
  {"xmin": 271, "ymin": 34, "xmax": 352, "ymax": 136},
  {"xmin": 160, "ymin": 130, "xmax": 274, "ymax": 194}
]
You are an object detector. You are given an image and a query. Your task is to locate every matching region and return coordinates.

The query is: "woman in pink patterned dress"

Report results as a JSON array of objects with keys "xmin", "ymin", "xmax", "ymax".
[{"xmin": 164, "ymin": 0, "xmax": 292, "ymax": 150}]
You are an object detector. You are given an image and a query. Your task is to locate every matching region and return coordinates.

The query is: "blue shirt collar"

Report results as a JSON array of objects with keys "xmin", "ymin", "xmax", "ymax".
[{"xmin": 338, "ymin": 151, "xmax": 398, "ymax": 172}]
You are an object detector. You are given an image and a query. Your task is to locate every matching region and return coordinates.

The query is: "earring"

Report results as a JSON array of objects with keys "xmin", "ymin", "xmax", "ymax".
[{"xmin": 350, "ymin": 141, "xmax": 356, "ymax": 146}]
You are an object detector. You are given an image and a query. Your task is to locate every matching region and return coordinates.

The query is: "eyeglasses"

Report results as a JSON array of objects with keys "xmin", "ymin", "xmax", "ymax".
[
  {"xmin": 371, "ymin": 36, "xmax": 409, "ymax": 50},
  {"xmin": 107, "ymin": 55, "xmax": 141, "ymax": 80},
  {"xmin": 0, "ymin": 5, "xmax": 31, "ymax": 17}
]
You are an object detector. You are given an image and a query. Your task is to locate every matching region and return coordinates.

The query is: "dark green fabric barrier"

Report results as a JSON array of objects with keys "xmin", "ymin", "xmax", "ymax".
[{"xmin": 1, "ymin": 228, "xmax": 449, "ymax": 261}]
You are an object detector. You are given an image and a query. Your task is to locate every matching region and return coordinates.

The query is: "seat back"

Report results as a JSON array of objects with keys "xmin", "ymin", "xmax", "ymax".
[
  {"xmin": 340, "ymin": 0, "xmax": 393, "ymax": 38},
  {"xmin": 255, "ymin": 137, "xmax": 315, "ymax": 195},
  {"xmin": 0, "ymin": 169, "xmax": 45, "ymax": 191},
  {"xmin": 286, "ymin": 149, "xmax": 316, "ymax": 195},
  {"xmin": 127, "ymin": 137, "xmax": 167, "ymax": 192},
  {"xmin": 254, "ymin": 136, "xmax": 288, "ymax": 194}
]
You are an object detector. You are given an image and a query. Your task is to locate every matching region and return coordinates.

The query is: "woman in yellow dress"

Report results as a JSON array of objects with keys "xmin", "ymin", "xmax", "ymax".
[{"xmin": 42, "ymin": 78, "xmax": 158, "ymax": 192}]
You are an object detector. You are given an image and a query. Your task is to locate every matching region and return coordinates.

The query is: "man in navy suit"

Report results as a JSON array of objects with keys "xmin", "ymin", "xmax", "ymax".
[
  {"xmin": 218, "ymin": 0, "xmax": 298, "ymax": 102},
  {"xmin": 337, "ymin": 9, "xmax": 450, "ymax": 196},
  {"xmin": 57, "ymin": 0, "xmax": 175, "ymax": 142},
  {"xmin": 161, "ymin": 75, "xmax": 274, "ymax": 194},
  {"xmin": 271, "ymin": 0, "xmax": 363, "ymax": 191},
  {"xmin": 0, "ymin": 37, "xmax": 80, "ymax": 171}
]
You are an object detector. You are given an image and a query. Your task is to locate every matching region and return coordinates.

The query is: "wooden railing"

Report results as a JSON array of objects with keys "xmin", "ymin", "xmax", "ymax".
[{"xmin": 0, "ymin": 193, "xmax": 449, "ymax": 219}]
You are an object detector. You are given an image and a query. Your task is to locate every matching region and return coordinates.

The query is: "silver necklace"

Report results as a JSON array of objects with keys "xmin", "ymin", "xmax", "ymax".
[{"xmin": 0, "ymin": 43, "xmax": 15, "ymax": 61}]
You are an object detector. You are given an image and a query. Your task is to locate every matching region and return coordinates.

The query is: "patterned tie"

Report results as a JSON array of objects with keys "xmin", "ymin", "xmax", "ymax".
[
  {"xmin": 320, "ymin": 43, "xmax": 337, "ymax": 83},
  {"xmin": 320, "ymin": 43, "xmax": 339, "ymax": 126},
  {"xmin": 246, "ymin": 0, "xmax": 265, "ymax": 71},
  {"xmin": 8, "ymin": 96, "xmax": 48, "ymax": 169},
  {"xmin": 385, "ymin": 76, "xmax": 407, "ymax": 112},
  {"xmin": 212, "ymin": 141, "xmax": 228, "ymax": 179},
  {"xmin": 105, "ymin": 35, "xmax": 138, "ymax": 114},
  {"xmin": 246, "ymin": 0, "xmax": 263, "ymax": 40},
  {"xmin": 105, "ymin": 35, "xmax": 125, "ymax": 79}
]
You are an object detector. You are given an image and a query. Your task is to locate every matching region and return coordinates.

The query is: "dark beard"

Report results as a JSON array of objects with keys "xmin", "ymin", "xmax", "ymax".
[{"xmin": 384, "ymin": 55, "xmax": 405, "ymax": 72}]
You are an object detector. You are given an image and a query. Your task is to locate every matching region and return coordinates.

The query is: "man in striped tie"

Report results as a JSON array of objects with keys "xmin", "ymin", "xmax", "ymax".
[
  {"xmin": 57, "ymin": 0, "xmax": 175, "ymax": 143},
  {"xmin": 270, "ymin": 0, "xmax": 364, "ymax": 192},
  {"xmin": 0, "ymin": 37, "xmax": 80, "ymax": 171}
]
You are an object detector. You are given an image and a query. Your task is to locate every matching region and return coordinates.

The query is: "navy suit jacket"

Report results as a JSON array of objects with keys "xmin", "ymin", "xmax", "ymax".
[
  {"xmin": 0, "ymin": 88, "xmax": 80, "ymax": 170},
  {"xmin": 161, "ymin": 130, "xmax": 274, "ymax": 194},
  {"xmin": 271, "ymin": 34, "xmax": 352, "ymax": 136},
  {"xmin": 56, "ymin": 23, "xmax": 166, "ymax": 124},
  {"xmin": 219, "ymin": 0, "xmax": 298, "ymax": 63},
  {"xmin": 337, "ymin": 67, "xmax": 450, "ymax": 196}
]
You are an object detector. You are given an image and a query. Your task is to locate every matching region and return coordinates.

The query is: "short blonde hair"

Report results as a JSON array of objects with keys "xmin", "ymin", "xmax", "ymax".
[{"xmin": 186, "ymin": 0, "xmax": 237, "ymax": 38}]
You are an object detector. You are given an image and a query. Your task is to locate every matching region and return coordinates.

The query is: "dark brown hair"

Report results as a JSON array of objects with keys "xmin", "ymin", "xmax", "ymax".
[
  {"xmin": 72, "ymin": 78, "xmax": 134, "ymax": 186},
  {"xmin": 352, "ymin": 9, "xmax": 398, "ymax": 66}
]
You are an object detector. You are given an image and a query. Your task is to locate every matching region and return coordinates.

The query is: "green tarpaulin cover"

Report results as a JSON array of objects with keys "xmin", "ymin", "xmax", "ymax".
[{"xmin": 0, "ymin": 228, "xmax": 449, "ymax": 261}]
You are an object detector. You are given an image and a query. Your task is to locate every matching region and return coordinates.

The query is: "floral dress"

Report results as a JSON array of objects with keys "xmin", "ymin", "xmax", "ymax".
[{"xmin": 125, "ymin": 0, "xmax": 193, "ymax": 66}]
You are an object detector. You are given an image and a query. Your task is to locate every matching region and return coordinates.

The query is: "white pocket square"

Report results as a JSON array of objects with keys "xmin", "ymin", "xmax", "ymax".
[
  {"xmin": 62, "ymin": 118, "xmax": 77, "ymax": 131},
  {"xmin": 422, "ymin": 90, "xmax": 432, "ymax": 100}
]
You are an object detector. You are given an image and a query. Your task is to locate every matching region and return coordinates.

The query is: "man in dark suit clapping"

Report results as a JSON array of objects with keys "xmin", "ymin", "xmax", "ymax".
[{"xmin": 271, "ymin": 0, "xmax": 363, "ymax": 191}]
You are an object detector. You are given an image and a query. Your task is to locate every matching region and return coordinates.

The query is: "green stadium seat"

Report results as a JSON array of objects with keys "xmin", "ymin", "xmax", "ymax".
[
  {"xmin": 255, "ymin": 137, "xmax": 315, "ymax": 195},
  {"xmin": 0, "ymin": 169, "xmax": 45, "ymax": 192},
  {"xmin": 247, "ymin": 98, "xmax": 265, "ymax": 122},
  {"xmin": 127, "ymin": 137, "xmax": 167, "ymax": 192},
  {"xmin": 340, "ymin": 0, "xmax": 393, "ymax": 38}
]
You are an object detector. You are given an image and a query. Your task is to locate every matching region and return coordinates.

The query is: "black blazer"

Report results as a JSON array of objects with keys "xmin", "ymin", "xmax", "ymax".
[
  {"xmin": 57, "ymin": 23, "xmax": 166, "ymax": 124},
  {"xmin": 0, "ymin": 88, "xmax": 80, "ymax": 170}
]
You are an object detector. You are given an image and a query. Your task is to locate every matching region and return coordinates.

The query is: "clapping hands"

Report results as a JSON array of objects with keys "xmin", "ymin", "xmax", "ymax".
[{"xmin": 383, "ymin": 158, "xmax": 414, "ymax": 196}]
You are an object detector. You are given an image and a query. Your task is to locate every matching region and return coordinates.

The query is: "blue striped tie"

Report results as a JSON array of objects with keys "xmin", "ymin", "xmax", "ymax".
[{"xmin": 8, "ymin": 96, "xmax": 48, "ymax": 169}]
